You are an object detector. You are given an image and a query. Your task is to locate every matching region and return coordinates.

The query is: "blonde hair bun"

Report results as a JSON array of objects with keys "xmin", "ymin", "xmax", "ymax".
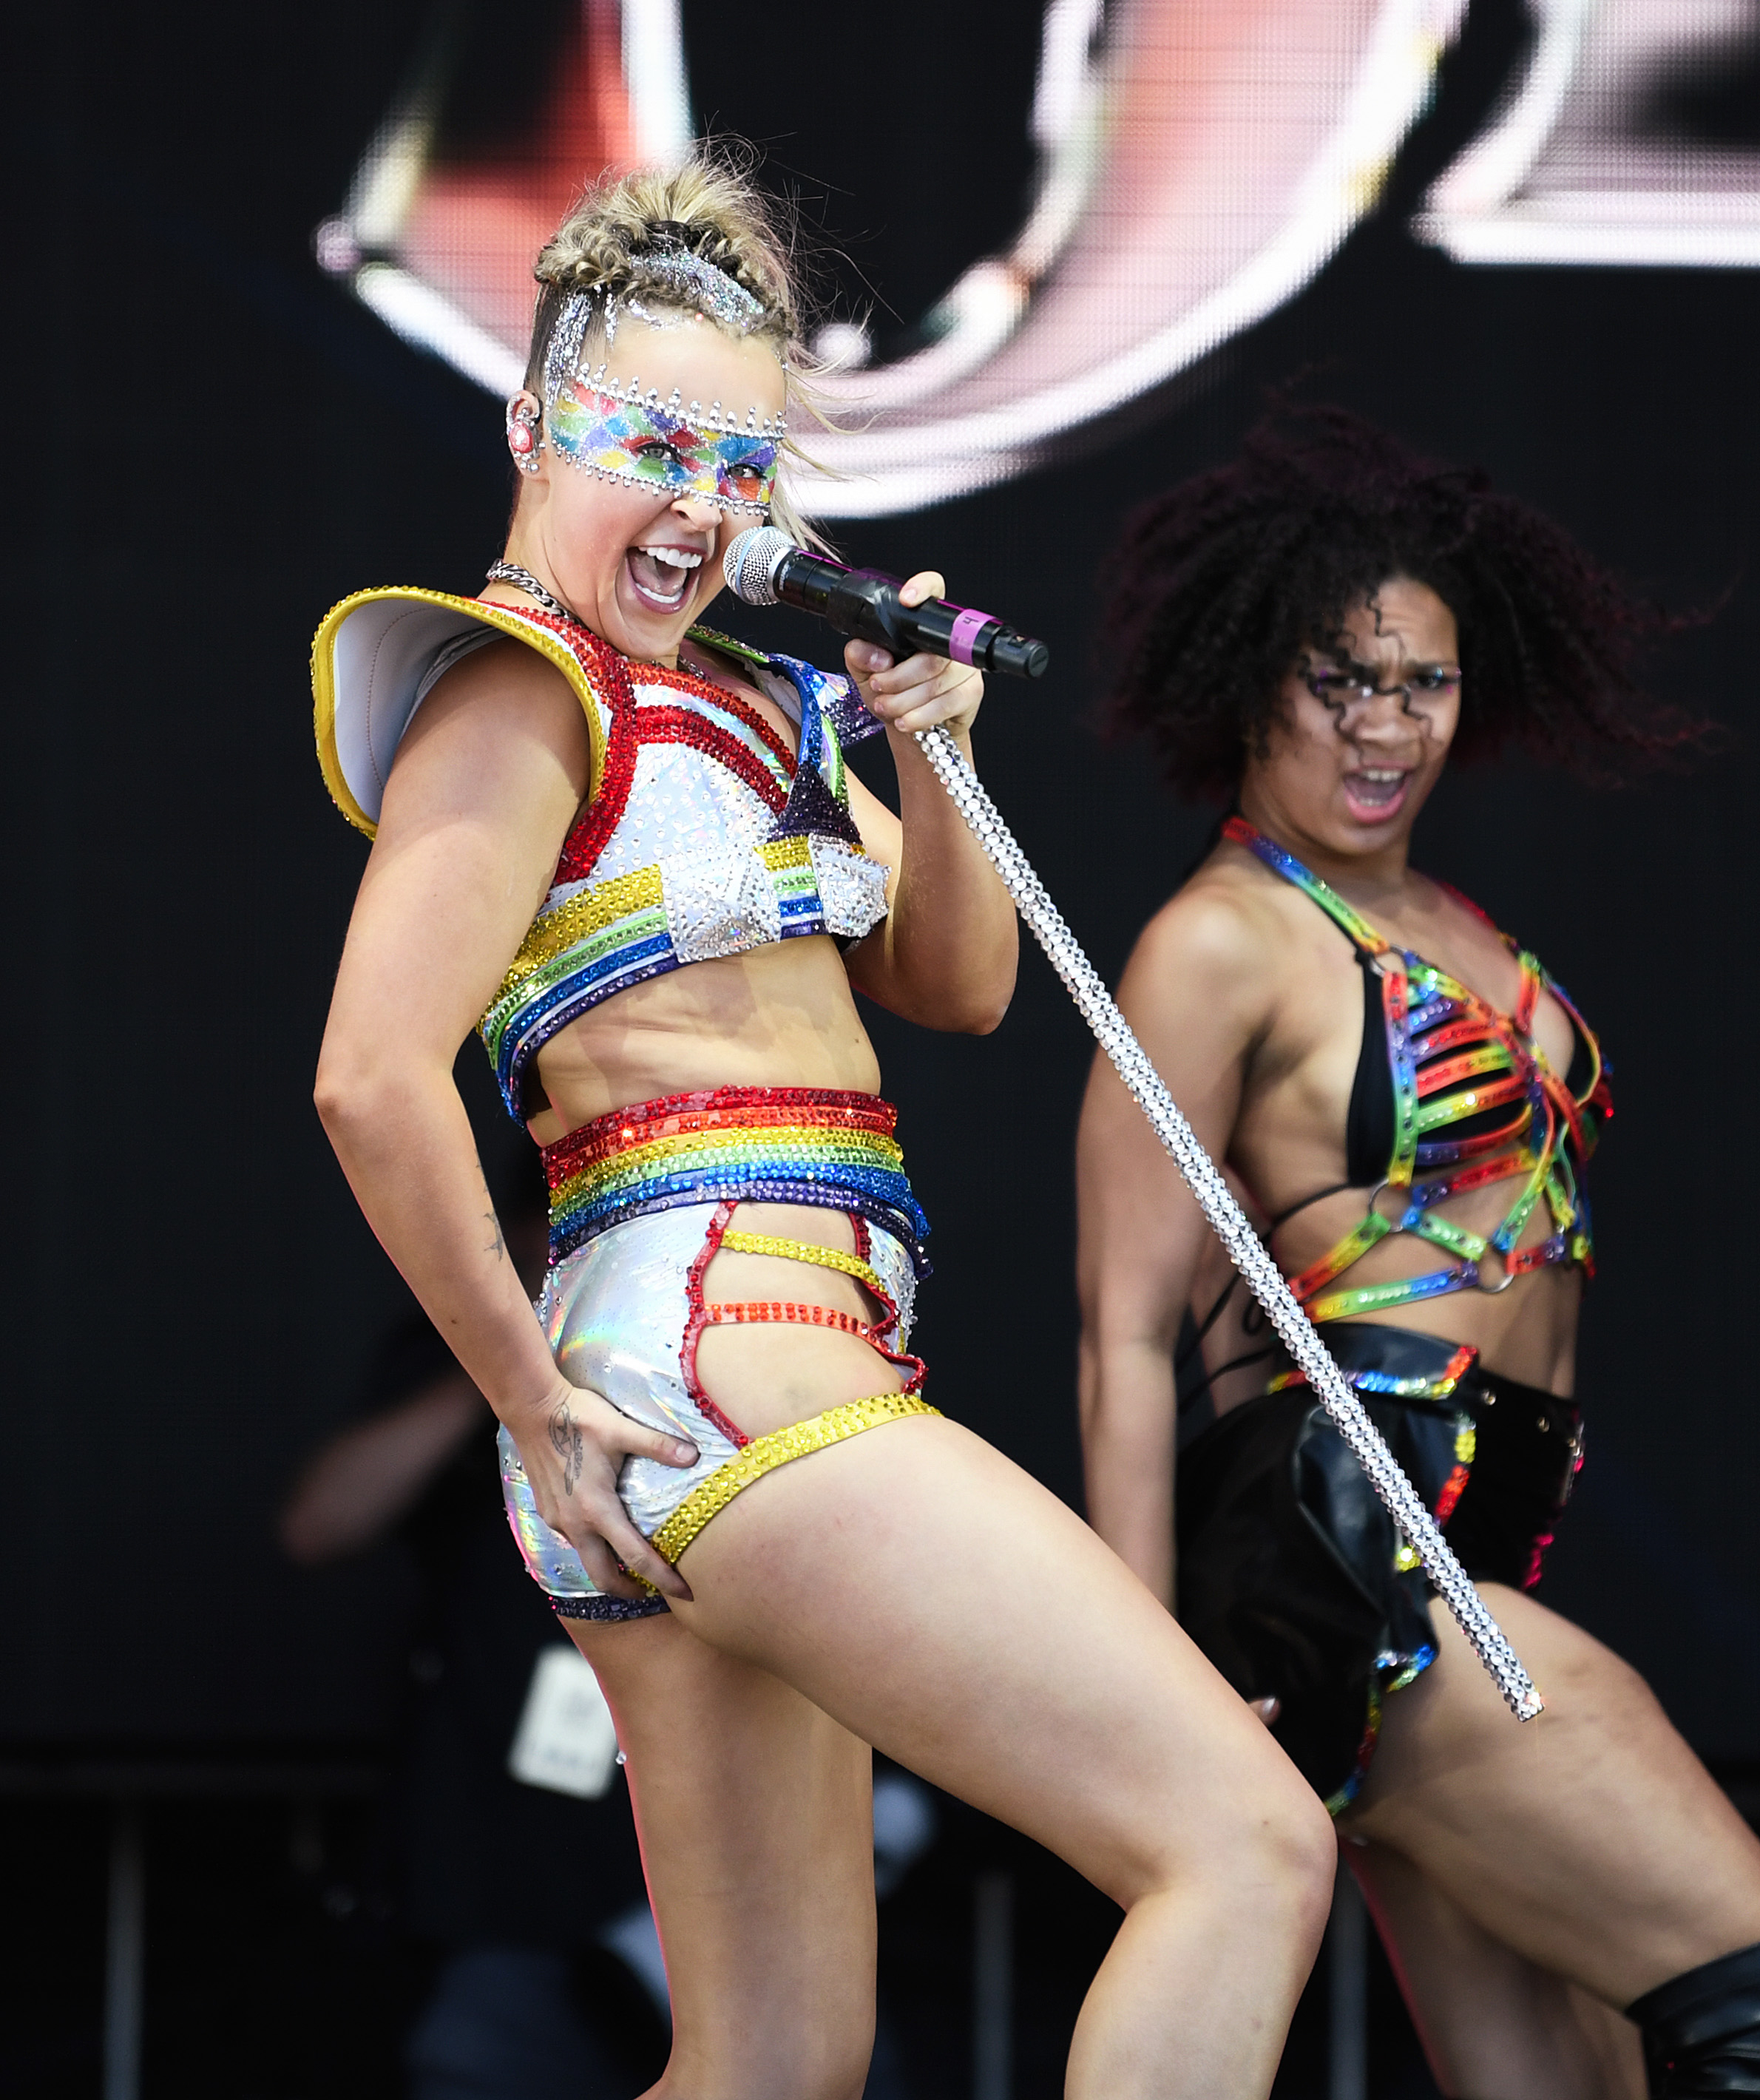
[
  {"xmin": 529, "ymin": 155, "xmax": 795, "ymax": 363},
  {"xmin": 524, "ymin": 148, "xmax": 829, "ymax": 543}
]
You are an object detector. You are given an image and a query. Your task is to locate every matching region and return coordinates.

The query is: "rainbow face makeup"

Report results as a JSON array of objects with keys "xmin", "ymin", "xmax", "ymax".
[{"xmin": 547, "ymin": 374, "xmax": 783, "ymax": 516}]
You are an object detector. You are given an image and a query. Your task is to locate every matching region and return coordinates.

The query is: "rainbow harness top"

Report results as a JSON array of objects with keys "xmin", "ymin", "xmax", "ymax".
[{"xmin": 1224, "ymin": 816, "xmax": 1612, "ymax": 1328}]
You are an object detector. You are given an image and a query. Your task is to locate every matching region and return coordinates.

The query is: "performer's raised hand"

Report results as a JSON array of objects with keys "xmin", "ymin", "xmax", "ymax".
[
  {"xmin": 831, "ymin": 562, "xmax": 1016, "ymax": 1032},
  {"xmin": 845, "ymin": 569, "xmax": 986, "ymax": 739}
]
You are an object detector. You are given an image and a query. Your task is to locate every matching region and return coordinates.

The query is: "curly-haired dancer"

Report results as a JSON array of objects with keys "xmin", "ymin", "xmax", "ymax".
[{"xmin": 1077, "ymin": 410, "xmax": 1760, "ymax": 2098}]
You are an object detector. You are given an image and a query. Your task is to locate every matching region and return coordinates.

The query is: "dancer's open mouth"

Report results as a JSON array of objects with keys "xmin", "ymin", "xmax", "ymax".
[
  {"xmin": 1342, "ymin": 768, "xmax": 1411, "ymax": 822},
  {"xmin": 626, "ymin": 541, "xmax": 705, "ymax": 614}
]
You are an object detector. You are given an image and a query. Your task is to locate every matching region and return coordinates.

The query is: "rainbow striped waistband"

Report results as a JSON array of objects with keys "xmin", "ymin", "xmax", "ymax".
[{"xmin": 541, "ymin": 1085, "xmax": 932, "ymax": 1276}]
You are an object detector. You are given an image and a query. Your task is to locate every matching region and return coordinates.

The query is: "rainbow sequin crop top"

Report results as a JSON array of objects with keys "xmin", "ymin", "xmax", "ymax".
[
  {"xmin": 1223, "ymin": 817, "xmax": 1612, "ymax": 1326},
  {"xmin": 313, "ymin": 587, "xmax": 890, "ymax": 1118}
]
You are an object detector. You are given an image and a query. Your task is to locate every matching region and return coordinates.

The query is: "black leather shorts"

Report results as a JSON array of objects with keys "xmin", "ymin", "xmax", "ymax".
[{"xmin": 1175, "ymin": 1324, "xmax": 1583, "ymax": 1810}]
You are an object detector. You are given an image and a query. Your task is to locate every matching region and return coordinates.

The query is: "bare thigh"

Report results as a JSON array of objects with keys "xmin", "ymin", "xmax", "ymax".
[
  {"xmin": 691, "ymin": 1201, "xmax": 912, "ymax": 1433},
  {"xmin": 1347, "ymin": 1834, "xmax": 1645, "ymax": 2099},
  {"xmin": 563, "ymin": 1219, "xmax": 1337, "ymax": 2098},
  {"xmin": 570, "ymin": 1611, "xmax": 878, "ymax": 2100},
  {"xmin": 678, "ymin": 1405, "xmax": 1327, "ymax": 1891},
  {"xmin": 686, "ymin": 1225, "xmax": 1328, "ymax": 1909},
  {"xmin": 663, "ymin": 1413, "xmax": 1336, "ymax": 2099},
  {"xmin": 549, "ymin": 1213, "xmax": 919, "ymax": 2100},
  {"xmin": 1339, "ymin": 1584, "xmax": 1760, "ymax": 2008}
]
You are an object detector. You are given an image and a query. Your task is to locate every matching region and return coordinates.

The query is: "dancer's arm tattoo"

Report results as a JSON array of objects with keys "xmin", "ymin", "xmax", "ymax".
[{"xmin": 548, "ymin": 1396, "xmax": 586, "ymax": 1494}]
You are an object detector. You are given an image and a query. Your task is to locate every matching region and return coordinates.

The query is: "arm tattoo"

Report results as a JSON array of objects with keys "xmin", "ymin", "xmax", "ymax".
[
  {"xmin": 477, "ymin": 1166, "xmax": 506, "ymax": 1259},
  {"xmin": 548, "ymin": 1395, "xmax": 586, "ymax": 1494}
]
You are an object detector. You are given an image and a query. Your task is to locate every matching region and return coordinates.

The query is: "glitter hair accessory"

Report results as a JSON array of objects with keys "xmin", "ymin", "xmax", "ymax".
[
  {"xmin": 541, "ymin": 249, "xmax": 770, "ymax": 410},
  {"xmin": 544, "ymin": 291, "xmax": 599, "ymax": 407},
  {"xmin": 630, "ymin": 244, "xmax": 768, "ymax": 333}
]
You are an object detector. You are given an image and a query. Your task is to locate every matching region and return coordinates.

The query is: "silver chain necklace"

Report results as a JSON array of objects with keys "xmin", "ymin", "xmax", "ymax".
[{"xmin": 484, "ymin": 560, "xmax": 582, "ymax": 626}]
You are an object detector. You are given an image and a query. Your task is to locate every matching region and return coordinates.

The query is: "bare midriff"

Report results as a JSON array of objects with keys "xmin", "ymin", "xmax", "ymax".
[
  {"xmin": 523, "ymin": 934, "xmax": 884, "ymax": 1147},
  {"xmin": 525, "ymin": 941, "xmax": 903, "ymax": 1431},
  {"xmin": 1270, "ymin": 1186, "xmax": 1582, "ymax": 1397}
]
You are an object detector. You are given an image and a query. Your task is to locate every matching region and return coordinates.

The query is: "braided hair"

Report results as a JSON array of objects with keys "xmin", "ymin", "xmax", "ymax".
[
  {"xmin": 527, "ymin": 156, "xmax": 796, "ymax": 379},
  {"xmin": 1104, "ymin": 407, "xmax": 1701, "ymax": 801},
  {"xmin": 524, "ymin": 147, "xmax": 830, "ymax": 545}
]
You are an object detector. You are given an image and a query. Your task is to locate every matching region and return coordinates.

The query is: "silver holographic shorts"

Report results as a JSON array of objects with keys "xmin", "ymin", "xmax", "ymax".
[{"xmin": 498, "ymin": 1201, "xmax": 921, "ymax": 1619}]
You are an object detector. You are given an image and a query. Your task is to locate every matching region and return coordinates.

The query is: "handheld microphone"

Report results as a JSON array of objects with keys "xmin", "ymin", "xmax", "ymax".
[{"xmin": 722, "ymin": 527, "xmax": 1050, "ymax": 680}]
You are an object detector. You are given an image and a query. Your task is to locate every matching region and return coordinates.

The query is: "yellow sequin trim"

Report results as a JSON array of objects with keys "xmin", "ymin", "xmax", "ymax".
[
  {"xmin": 558, "ymin": 1122, "xmax": 904, "ymax": 1195},
  {"xmin": 501, "ymin": 865, "xmax": 666, "ymax": 987},
  {"xmin": 651, "ymin": 1393, "xmax": 939, "ymax": 1563},
  {"xmin": 758, "ymin": 836, "xmax": 814, "ymax": 871},
  {"xmin": 717, "ymin": 1230, "xmax": 886, "ymax": 1298},
  {"xmin": 311, "ymin": 586, "xmax": 609, "ymax": 837}
]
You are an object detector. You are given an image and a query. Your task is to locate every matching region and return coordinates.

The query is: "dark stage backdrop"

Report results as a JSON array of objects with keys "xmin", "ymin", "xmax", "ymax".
[{"xmin": 6, "ymin": 1, "xmax": 1758, "ymax": 1756}]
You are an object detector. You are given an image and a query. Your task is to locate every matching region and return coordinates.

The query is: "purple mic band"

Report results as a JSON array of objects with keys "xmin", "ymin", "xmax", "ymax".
[{"xmin": 947, "ymin": 608, "xmax": 997, "ymax": 665}]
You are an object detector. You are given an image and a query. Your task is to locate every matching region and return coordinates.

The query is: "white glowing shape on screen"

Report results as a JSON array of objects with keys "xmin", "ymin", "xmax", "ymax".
[
  {"xmin": 316, "ymin": 0, "xmax": 1466, "ymax": 515},
  {"xmin": 1416, "ymin": 0, "xmax": 1760, "ymax": 266},
  {"xmin": 807, "ymin": 0, "xmax": 1467, "ymax": 515},
  {"xmin": 317, "ymin": 0, "xmax": 693, "ymax": 400}
]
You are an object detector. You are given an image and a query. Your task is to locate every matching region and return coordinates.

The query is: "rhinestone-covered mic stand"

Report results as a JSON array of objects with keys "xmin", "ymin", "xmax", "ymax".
[{"xmin": 914, "ymin": 725, "xmax": 1543, "ymax": 1724}]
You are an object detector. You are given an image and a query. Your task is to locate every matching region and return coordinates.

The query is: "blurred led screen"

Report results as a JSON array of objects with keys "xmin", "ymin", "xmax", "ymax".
[{"xmin": 319, "ymin": 0, "xmax": 1760, "ymax": 517}]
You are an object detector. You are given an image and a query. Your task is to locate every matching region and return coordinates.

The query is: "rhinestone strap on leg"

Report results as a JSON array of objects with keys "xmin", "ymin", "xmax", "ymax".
[
  {"xmin": 913, "ymin": 725, "xmax": 1542, "ymax": 1723},
  {"xmin": 651, "ymin": 1394, "xmax": 941, "ymax": 1564},
  {"xmin": 700, "ymin": 1300, "xmax": 924, "ymax": 1386},
  {"xmin": 717, "ymin": 1230, "xmax": 890, "ymax": 1299}
]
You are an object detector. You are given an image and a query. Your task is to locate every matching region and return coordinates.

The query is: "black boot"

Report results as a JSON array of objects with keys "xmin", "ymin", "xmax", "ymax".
[{"xmin": 1629, "ymin": 1942, "xmax": 1760, "ymax": 2095}]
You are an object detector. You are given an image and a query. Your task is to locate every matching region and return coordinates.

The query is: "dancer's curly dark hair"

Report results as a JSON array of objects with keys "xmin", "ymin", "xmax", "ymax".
[{"xmin": 1104, "ymin": 407, "xmax": 1704, "ymax": 800}]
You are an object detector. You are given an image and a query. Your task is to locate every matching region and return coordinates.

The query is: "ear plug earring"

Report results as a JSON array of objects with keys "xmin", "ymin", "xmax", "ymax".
[{"xmin": 507, "ymin": 396, "xmax": 543, "ymax": 475}]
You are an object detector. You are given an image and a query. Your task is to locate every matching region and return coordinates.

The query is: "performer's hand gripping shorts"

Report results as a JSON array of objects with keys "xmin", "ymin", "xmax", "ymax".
[{"xmin": 498, "ymin": 1087, "xmax": 937, "ymax": 1621}]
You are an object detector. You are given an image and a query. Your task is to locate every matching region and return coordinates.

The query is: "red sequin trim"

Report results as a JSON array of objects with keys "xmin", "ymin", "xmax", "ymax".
[
  {"xmin": 533, "ymin": 620, "xmax": 800, "ymax": 882},
  {"xmin": 1441, "ymin": 1343, "xmax": 1478, "ymax": 1386},
  {"xmin": 1433, "ymin": 1460, "xmax": 1472, "ymax": 1528},
  {"xmin": 481, "ymin": 610, "xmax": 632, "ymax": 886},
  {"xmin": 503, "ymin": 606, "xmax": 787, "ymax": 740},
  {"xmin": 632, "ymin": 703, "xmax": 790, "ymax": 812},
  {"xmin": 705, "ymin": 1301, "xmax": 878, "ymax": 1339},
  {"xmin": 698, "ymin": 1300, "xmax": 926, "ymax": 1395},
  {"xmin": 681, "ymin": 1203, "xmax": 751, "ymax": 1449},
  {"xmin": 626, "ymin": 651, "xmax": 793, "ymax": 741},
  {"xmin": 653, "ymin": 669, "xmax": 797, "ymax": 771},
  {"xmin": 677, "ymin": 1199, "xmax": 927, "ymax": 1440},
  {"xmin": 555, "ymin": 657, "xmax": 640, "ymax": 881},
  {"xmin": 544, "ymin": 1087, "xmax": 899, "ymax": 1182}
]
